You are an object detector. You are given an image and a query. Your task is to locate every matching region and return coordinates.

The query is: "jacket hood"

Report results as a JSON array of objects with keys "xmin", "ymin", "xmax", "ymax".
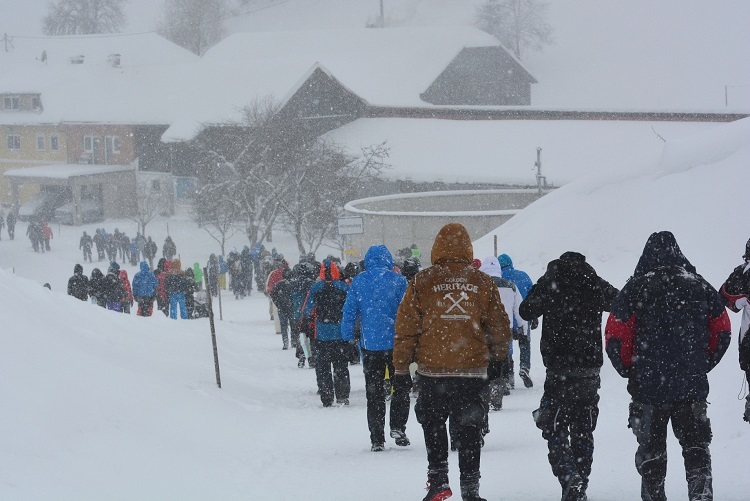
[
  {"xmin": 547, "ymin": 251, "xmax": 599, "ymax": 290},
  {"xmin": 140, "ymin": 261, "xmax": 150, "ymax": 273},
  {"xmin": 364, "ymin": 245, "xmax": 394, "ymax": 270},
  {"xmin": 171, "ymin": 259, "xmax": 182, "ymax": 273},
  {"xmin": 479, "ymin": 256, "xmax": 503, "ymax": 278},
  {"xmin": 319, "ymin": 260, "xmax": 341, "ymax": 281},
  {"xmin": 431, "ymin": 223, "xmax": 473, "ymax": 265},
  {"xmin": 498, "ymin": 254, "xmax": 513, "ymax": 270},
  {"xmin": 74, "ymin": 264, "xmax": 83, "ymax": 275},
  {"xmin": 91, "ymin": 268, "xmax": 103, "ymax": 279},
  {"xmin": 633, "ymin": 231, "xmax": 696, "ymax": 277}
]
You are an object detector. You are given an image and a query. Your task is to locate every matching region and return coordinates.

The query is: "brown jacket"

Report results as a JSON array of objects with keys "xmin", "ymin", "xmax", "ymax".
[{"xmin": 393, "ymin": 223, "xmax": 511, "ymax": 378}]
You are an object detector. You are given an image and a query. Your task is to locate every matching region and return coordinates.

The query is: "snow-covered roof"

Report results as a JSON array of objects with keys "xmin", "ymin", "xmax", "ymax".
[
  {"xmin": 0, "ymin": 33, "xmax": 198, "ymax": 125},
  {"xmin": 5, "ymin": 164, "xmax": 133, "ymax": 179},
  {"xmin": 162, "ymin": 26, "xmax": 521, "ymax": 141}
]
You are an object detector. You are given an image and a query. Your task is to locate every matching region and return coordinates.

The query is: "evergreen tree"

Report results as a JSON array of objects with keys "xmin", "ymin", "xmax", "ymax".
[{"xmin": 157, "ymin": 0, "xmax": 227, "ymax": 55}]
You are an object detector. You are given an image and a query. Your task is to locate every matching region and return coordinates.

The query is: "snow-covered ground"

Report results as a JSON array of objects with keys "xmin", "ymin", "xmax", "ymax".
[{"xmin": 2, "ymin": 119, "xmax": 750, "ymax": 500}]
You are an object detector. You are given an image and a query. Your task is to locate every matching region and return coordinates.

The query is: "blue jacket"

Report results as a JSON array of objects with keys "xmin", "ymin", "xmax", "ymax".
[
  {"xmin": 132, "ymin": 262, "xmax": 158, "ymax": 297},
  {"xmin": 498, "ymin": 254, "xmax": 533, "ymax": 299},
  {"xmin": 341, "ymin": 246, "xmax": 408, "ymax": 351},
  {"xmin": 303, "ymin": 278, "xmax": 349, "ymax": 341}
]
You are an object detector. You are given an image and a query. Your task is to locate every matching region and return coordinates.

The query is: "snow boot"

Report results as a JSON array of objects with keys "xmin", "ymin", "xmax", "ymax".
[
  {"xmin": 561, "ymin": 475, "xmax": 587, "ymax": 501},
  {"xmin": 371, "ymin": 442, "xmax": 385, "ymax": 452},
  {"xmin": 423, "ymin": 478, "xmax": 452, "ymax": 501},
  {"xmin": 298, "ymin": 358, "xmax": 305, "ymax": 369},
  {"xmin": 460, "ymin": 487, "xmax": 486, "ymax": 501},
  {"xmin": 390, "ymin": 429, "xmax": 410, "ymax": 447},
  {"xmin": 520, "ymin": 368, "xmax": 534, "ymax": 388},
  {"xmin": 686, "ymin": 467, "xmax": 713, "ymax": 501},
  {"xmin": 640, "ymin": 480, "xmax": 666, "ymax": 501}
]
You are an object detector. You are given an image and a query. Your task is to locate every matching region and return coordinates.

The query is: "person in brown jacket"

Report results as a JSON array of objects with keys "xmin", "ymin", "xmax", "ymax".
[{"xmin": 393, "ymin": 223, "xmax": 512, "ymax": 501}]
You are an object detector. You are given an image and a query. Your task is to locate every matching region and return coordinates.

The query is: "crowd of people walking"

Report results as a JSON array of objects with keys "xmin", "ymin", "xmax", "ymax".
[{"xmin": 58, "ymin": 219, "xmax": 750, "ymax": 501}]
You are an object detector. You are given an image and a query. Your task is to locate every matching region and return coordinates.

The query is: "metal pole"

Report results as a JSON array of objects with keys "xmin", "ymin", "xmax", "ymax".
[
  {"xmin": 379, "ymin": 0, "xmax": 384, "ymax": 27},
  {"xmin": 493, "ymin": 235, "xmax": 497, "ymax": 257},
  {"xmin": 203, "ymin": 267, "xmax": 222, "ymax": 388}
]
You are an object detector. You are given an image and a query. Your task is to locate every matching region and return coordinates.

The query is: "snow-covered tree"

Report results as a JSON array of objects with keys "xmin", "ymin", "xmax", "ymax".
[
  {"xmin": 157, "ymin": 0, "xmax": 227, "ymax": 55},
  {"xmin": 475, "ymin": 0, "xmax": 554, "ymax": 59},
  {"xmin": 42, "ymin": 0, "xmax": 127, "ymax": 35},
  {"xmin": 126, "ymin": 179, "xmax": 171, "ymax": 236}
]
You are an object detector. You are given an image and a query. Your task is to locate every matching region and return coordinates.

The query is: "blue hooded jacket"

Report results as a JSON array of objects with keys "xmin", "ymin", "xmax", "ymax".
[
  {"xmin": 341, "ymin": 245, "xmax": 408, "ymax": 351},
  {"xmin": 498, "ymin": 253, "xmax": 533, "ymax": 299},
  {"xmin": 132, "ymin": 261, "xmax": 158, "ymax": 297}
]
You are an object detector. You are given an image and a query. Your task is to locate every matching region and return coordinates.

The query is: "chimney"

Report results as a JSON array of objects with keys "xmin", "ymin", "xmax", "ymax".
[
  {"xmin": 70, "ymin": 55, "xmax": 84, "ymax": 64},
  {"xmin": 108, "ymin": 53, "xmax": 121, "ymax": 67}
]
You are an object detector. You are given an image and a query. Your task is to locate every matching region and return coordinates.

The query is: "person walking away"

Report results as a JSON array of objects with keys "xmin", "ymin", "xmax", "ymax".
[
  {"xmin": 129, "ymin": 239, "xmax": 139, "ymax": 266},
  {"xmin": 119, "ymin": 269, "xmax": 133, "ymax": 314},
  {"xmin": 519, "ymin": 251, "xmax": 619, "ymax": 501},
  {"xmin": 6, "ymin": 209, "xmax": 16, "ymax": 240},
  {"xmin": 302, "ymin": 259, "xmax": 350, "ymax": 406},
  {"xmin": 103, "ymin": 262, "xmax": 125, "ymax": 312},
  {"xmin": 192, "ymin": 262, "xmax": 203, "ymax": 291},
  {"xmin": 720, "ymin": 236, "xmax": 750, "ymax": 421},
  {"xmin": 270, "ymin": 268, "xmax": 295, "ymax": 350},
  {"xmin": 480, "ymin": 256, "xmax": 527, "ymax": 412},
  {"xmin": 498, "ymin": 253, "xmax": 535, "ymax": 388},
  {"xmin": 41, "ymin": 221, "xmax": 53, "ymax": 251},
  {"xmin": 132, "ymin": 261, "xmax": 158, "ymax": 316},
  {"xmin": 89, "ymin": 268, "xmax": 106, "ymax": 307},
  {"xmin": 165, "ymin": 259, "xmax": 190, "ymax": 319},
  {"xmin": 239, "ymin": 246, "xmax": 254, "ymax": 298},
  {"xmin": 79, "ymin": 231, "xmax": 93, "ymax": 263},
  {"xmin": 266, "ymin": 256, "xmax": 289, "ymax": 338},
  {"xmin": 163, "ymin": 236, "xmax": 177, "ymax": 261},
  {"xmin": 605, "ymin": 231, "xmax": 730, "ymax": 501},
  {"xmin": 67, "ymin": 264, "xmax": 89, "ymax": 301},
  {"xmin": 0, "ymin": 213, "xmax": 4, "ymax": 240},
  {"xmin": 342, "ymin": 245, "xmax": 410, "ymax": 452},
  {"xmin": 155, "ymin": 258, "xmax": 170, "ymax": 316},
  {"xmin": 93, "ymin": 229, "xmax": 105, "ymax": 261},
  {"xmin": 26, "ymin": 221, "xmax": 40, "ymax": 252},
  {"xmin": 218, "ymin": 254, "xmax": 228, "ymax": 291},
  {"xmin": 394, "ymin": 223, "xmax": 511, "ymax": 501},
  {"xmin": 291, "ymin": 262, "xmax": 318, "ymax": 368},
  {"xmin": 144, "ymin": 236, "xmax": 157, "ymax": 270}
]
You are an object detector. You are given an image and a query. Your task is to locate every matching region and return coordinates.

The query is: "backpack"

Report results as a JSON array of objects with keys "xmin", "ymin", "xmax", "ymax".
[{"xmin": 314, "ymin": 281, "xmax": 347, "ymax": 324}]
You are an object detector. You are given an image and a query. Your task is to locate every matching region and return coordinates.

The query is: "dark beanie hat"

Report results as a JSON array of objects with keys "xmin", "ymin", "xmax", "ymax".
[{"xmin": 744, "ymin": 238, "xmax": 750, "ymax": 260}]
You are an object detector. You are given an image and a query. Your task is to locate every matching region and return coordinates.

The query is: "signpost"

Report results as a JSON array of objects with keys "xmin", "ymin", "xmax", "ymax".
[{"xmin": 337, "ymin": 216, "xmax": 364, "ymax": 263}]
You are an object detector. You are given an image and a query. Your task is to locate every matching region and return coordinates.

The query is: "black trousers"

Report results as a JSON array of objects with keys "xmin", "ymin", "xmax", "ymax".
[
  {"xmin": 315, "ymin": 340, "xmax": 350, "ymax": 406},
  {"xmin": 534, "ymin": 370, "xmax": 600, "ymax": 491},
  {"xmin": 361, "ymin": 349, "xmax": 410, "ymax": 444},
  {"xmin": 416, "ymin": 376, "xmax": 486, "ymax": 489},
  {"xmin": 629, "ymin": 400, "xmax": 713, "ymax": 501}
]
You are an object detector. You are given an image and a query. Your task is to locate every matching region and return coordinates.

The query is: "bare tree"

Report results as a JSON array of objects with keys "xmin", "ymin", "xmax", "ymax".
[
  {"xmin": 191, "ymin": 181, "xmax": 241, "ymax": 255},
  {"xmin": 125, "ymin": 179, "xmax": 170, "ymax": 236},
  {"xmin": 475, "ymin": 0, "xmax": 554, "ymax": 59},
  {"xmin": 157, "ymin": 0, "xmax": 227, "ymax": 55},
  {"xmin": 42, "ymin": 0, "xmax": 126, "ymax": 35}
]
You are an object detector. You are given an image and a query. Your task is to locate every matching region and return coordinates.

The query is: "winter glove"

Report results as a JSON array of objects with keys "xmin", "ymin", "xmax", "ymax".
[
  {"xmin": 512, "ymin": 326, "xmax": 526, "ymax": 341},
  {"xmin": 392, "ymin": 374, "xmax": 413, "ymax": 393},
  {"xmin": 487, "ymin": 360, "xmax": 504, "ymax": 381},
  {"xmin": 736, "ymin": 297, "xmax": 749, "ymax": 310},
  {"xmin": 529, "ymin": 318, "xmax": 539, "ymax": 330}
]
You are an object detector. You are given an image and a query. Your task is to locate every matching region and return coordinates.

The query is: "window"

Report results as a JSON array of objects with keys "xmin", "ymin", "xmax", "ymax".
[
  {"xmin": 31, "ymin": 96, "xmax": 42, "ymax": 110},
  {"xmin": 7, "ymin": 134, "xmax": 21, "ymax": 150},
  {"xmin": 50, "ymin": 135, "xmax": 59, "ymax": 151},
  {"xmin": 36, "ymin": 134, "xmax": 45, "ymax": 151},
  {"xmin": 151, "ymin": 180, "xmax": 161, "ymax": 192},
  {"xmin": 3, "ymin": 96, "xmax": 20, "ymax": 110},
  {"xmin": 105, "ymin": 135, "xmax": 121, "ymax": 154},
  {"xmin": 83, "ymin": 136, "xmax": 95, "ymax": 153}
]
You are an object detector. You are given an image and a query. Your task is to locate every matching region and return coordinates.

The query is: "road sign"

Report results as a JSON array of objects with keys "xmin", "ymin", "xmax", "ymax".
[{"xmin": 337, "ymin": 216, "xmax": 364, "ymax": 235}]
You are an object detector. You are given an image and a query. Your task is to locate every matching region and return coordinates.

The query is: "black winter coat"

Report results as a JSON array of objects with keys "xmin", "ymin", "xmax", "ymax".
[
  {"xmin": 520, "ymin": 251, "xmax": 619, "ymax": 371},
  {"xmin": 67, "ymin": 269, "xmax": 89, "ymax": 301}
]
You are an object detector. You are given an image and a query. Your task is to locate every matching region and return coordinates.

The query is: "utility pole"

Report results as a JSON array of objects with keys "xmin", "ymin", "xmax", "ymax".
[
  {"xmin": 3, "ymin": 33, "xmax": 9, "ymax": 52},
  {"xmin": 535, "ymin": 147, "xmax": 546, "ymax": 197},
  {"xmin": 379, "ymin": 0, "xmax": 385, "ymax": 27}
]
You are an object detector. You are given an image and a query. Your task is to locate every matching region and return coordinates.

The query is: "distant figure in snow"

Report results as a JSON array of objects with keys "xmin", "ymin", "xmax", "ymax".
[{"xmin": 67, "ymin": 264, "xmax": 89, "ymax": 301}]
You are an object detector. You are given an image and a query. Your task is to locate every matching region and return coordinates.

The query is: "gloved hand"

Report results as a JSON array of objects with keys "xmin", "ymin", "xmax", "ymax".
[
  {"xmin": 392, "ymin": 373, "xmax": 413, "ymax": 392},
  {"xmin": 512, "ymin": 326, "xmax": 526, "ymax": 341},
  {"xmin": 529, "ymin": 318, "xmax": 539, "ymax": 330},
  {"xmin": 487, "ymin": 360, "xmax": 504, "ymax": 381},
  {"xmin": 736, "ymin": 297, "xmax": 749, "ymax": 310}
]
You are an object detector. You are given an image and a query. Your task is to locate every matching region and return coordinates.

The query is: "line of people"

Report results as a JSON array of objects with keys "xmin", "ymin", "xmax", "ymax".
[
  {"xmin": 81, "ymin": 229, "xmax": 168, "ymax": 268},
  {"xmin": 0, "ymin": 208, "xmax": 17, "ymax": 240}
]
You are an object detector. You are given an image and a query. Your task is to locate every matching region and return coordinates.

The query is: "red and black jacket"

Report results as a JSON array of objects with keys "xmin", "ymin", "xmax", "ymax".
[{"xmin": 605, "ymin": 231, "xmax": 731, "ymax": 404}]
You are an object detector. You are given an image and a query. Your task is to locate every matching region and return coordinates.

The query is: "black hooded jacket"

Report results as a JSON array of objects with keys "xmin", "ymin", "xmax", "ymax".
[
  {"xmin": 67, "ymin": 264, "xmax": 89, "ymax": 301},
  {"xmin": 605, "ymin": 231, "xmax": 731, "ymax": 403},
  {"xmin": 520, "ymin": 251, "xmax": 619, "ymax": 371}
]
